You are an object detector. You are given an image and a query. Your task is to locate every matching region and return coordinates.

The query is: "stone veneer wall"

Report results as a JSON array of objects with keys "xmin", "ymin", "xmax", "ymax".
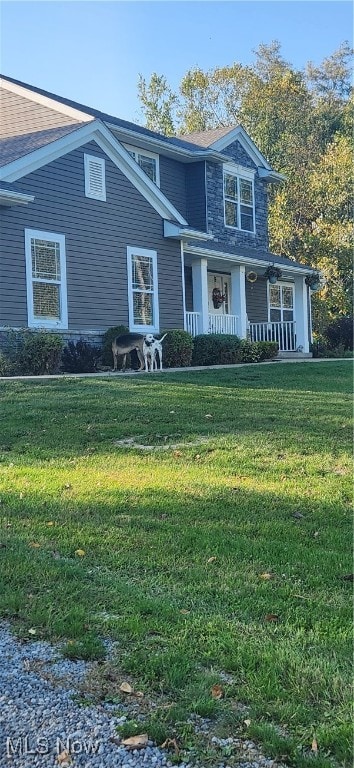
[
  {"xmin": 206, "ymin": 140, "xmax": 269, "ymax": 250},
  {"xmin": 0, "ymin": 329, "xmax": 105, "ymax": 355}
]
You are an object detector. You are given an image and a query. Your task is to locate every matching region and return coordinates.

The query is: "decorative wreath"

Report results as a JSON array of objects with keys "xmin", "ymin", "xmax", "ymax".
[
  {"xmin": 246, "ymin": 271, "xmax": 258, "ymax": 283},
  {"xmin": 212, "ymin": 287, "xmax": 226, "ymax": 308}
]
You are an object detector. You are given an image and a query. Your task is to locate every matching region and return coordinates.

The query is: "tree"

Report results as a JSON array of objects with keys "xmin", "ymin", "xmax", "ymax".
[
  {"xmin": 137, "ymin": 73, "xmax": 176, "ymax": 136},
  {"xmin": 306, "ymin": 42, "xmax": 353, "ymax": 102},
  {"xmin": 137, "ymin": 43, "xmax": 353, "ymax": 329}
]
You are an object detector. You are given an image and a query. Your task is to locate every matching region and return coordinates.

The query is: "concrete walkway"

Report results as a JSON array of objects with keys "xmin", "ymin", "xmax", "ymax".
[{"xmin": 0, "ymin": 358, "xmax": 352, "ymax": 382}]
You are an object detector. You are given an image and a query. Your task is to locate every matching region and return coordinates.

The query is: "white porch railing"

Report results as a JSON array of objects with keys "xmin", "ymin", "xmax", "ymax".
[
  {"xmin": 249, "ymin": 321, "xmax": 296, "ymax": 352},
  {"xmin": 185, "ymin": 311, "xmax": 200, "ymax": 337},
  {"xmin": 185, "ymin": 311, "xmax": 239, "ymax": 337},
  {"xmin": 208, "ymin": 314, "xmax": 239, "ymax": 335}
]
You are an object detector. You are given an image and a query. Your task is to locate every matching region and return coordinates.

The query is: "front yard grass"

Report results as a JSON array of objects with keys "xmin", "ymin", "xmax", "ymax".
[{"xmin": 0, "ymin": 362, "xmax": 352, "ymax": 767}]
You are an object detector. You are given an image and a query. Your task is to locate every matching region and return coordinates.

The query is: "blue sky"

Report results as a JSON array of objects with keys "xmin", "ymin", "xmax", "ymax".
[{"xmin": 1, "ymin": 1, "xmax": 352, "ymax": 123}]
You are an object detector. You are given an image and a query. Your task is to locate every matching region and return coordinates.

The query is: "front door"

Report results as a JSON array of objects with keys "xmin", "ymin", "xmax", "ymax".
[{"xmin": 208, "ymin": 273, "xmax": 230, "ymax": 314}]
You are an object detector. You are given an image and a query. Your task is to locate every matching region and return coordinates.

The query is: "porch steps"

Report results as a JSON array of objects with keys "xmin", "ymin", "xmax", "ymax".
[{"xmin": 277, "ymin": 352, "xmax": 312, "ymax": 359}]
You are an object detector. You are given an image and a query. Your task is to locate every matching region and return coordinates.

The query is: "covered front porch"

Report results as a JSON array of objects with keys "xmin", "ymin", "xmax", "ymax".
[
  {"xmin": 183, "ymin": 253, "xmax": 311, "ymax": 354},
  {"xmin": 185, "ymin": 311, "xmax": 297, "ymax": 352}
]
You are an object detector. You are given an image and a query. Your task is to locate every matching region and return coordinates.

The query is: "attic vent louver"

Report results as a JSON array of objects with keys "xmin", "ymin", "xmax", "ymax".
[{"xmin": 84, "ymin": 154, "xmax": 106, "ymax": 201}]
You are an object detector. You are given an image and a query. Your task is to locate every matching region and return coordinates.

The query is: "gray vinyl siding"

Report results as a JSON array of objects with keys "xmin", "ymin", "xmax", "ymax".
[
  {"xmin": 0, "ymin": 140, "xmax": 184, "ymax": 331},
  {"xmin": 184, "ymin": 266, "xmax": 193, "ymax": 312},
  {"xmin": 245, "ymin": 278, "xmax": 268, "ymax": 322},
  {"xmin": 159, "ymin": 156, "xmax": 187, "ymax": 219},
  {"xmin": 0, "ymin": 87, "xmax": 83, "ymax": 138},
  {"xmin": 186, "ymin": 163, "xmax": 206, "ymax": 232}
]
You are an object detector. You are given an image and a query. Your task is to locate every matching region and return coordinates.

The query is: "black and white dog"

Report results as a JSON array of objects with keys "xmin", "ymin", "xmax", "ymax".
[{"xmin": 143, "ymin": 334, "xmax": 168, "ymax": 371}]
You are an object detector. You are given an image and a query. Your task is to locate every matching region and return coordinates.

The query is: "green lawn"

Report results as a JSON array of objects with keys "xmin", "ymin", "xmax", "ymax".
[{"xmin": 0, "ymin": 362, "xmax": 352, "ymax": 767}]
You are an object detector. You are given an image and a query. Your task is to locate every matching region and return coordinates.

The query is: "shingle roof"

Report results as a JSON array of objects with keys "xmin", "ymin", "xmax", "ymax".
[
  {"xmin": 0, "ymin": 123, "xmax": 86, "ymax": 167},
  {"xmin": 177, "ymin": 126, "xmax": 236, "ymax": 148},
  {"xmin": 0, "ymin": 74, "xmax": 220, "ymax": 155},
  {"xmin": 185, "ymin": 239, "xmax": 307, "ymax": 270}
]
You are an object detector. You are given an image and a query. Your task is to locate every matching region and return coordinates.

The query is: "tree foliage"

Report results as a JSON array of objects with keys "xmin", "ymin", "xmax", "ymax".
[
  {"xmin": 137, "ymin": 42, "xmax": 353, "ymax": 330},
  {"xmin": 137, "ymin": 73, "xmax": 176, "ymax": 136}
]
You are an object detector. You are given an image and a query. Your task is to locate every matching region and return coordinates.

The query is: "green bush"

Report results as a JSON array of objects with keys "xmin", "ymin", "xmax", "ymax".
[
  {"xmin": 192, "ymin": 334, "xmax": 241, "ymax": 366},
  {"xmin": 311, "ymin": 332, "xmax": 330, "ymax": 358},
  {"xmin": 324, "ymin": 316, "xmax": 353, "ymax": 351},
  {"xmin": 14, "ymin": 331, "xmax": 64, "ymax": 375},
  {"xmin": 61, "ymin": 339, "xmax": 101, "ymax": 373},
  {"xmin": 101, "ymin": 325, "xmax": 129, "ymax": 367},
  {"xmin": 161, "ymin": 329, "xmax": 193, "ymax": 368},
  {"xmin": 0, "ymin": 350, "xmax": 15, "ymax": 377},
  {"xmin": 252, "ymin": 341, "xmax": 279, "ymax": 361},
  {"xmin": 238, "ymin": 339, "xmax": 262, "ymax": 362},
  {"xmin": 312, "ymin": 332, "xmax": 353, "ymax": 358},
  {"xmin": 192, "ymin": 335, "xmax": 278, "ymax": 366}
]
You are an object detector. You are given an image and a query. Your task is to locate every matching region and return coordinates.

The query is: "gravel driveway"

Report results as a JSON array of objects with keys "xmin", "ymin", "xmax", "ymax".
[{"xmin": 0, "ymin": 622, "xmax": 281, "ymax": 768}]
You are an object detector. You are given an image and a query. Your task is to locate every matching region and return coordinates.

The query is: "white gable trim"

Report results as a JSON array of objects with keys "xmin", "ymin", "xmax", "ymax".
[
  {"xmin": 0, "ymin": 77, "xmax": 93, "ymax": 123},
  {"xmin": 210, "ymin": 125, "xmax": 272, "ymax": 170},
  {"xmin": 0, "ymin": 120, "xmax": 187, "ymax": 225}
]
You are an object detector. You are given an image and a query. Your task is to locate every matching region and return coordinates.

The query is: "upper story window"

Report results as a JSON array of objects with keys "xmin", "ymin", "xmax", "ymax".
[
  {"xmin": 25, "ymin": 229, "xmax": 68, "ymax": 329},
  {"xmin": 223, "ymin": 165, "xmax": 255, "ymax": 233},
  {"xmin": 124, "ymin": 144, "xmax": 160, "ymax": 186},
  {"xmin": 84, "ymin": 154, "xmax": 106, "ymax": 201}
]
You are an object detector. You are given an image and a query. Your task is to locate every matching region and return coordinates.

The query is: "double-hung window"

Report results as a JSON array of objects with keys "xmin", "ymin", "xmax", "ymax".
[
  {"xmin": 127, "ymin": 246, "xmax": 159, "ymax": 333},
  {"xmin": 25, "ymin": 229, "xmax": 68, "ymax": 329},
  {"xmin": 124, "ymin": 145, "xmax": 159, "ymax": 186},
  {"xmin": 223, "ymin": 166, "xmax": 255, "ymax": 232},
  {"xmin": 269, "ymin": 283, "xmax": 294, "ymax": 323}
]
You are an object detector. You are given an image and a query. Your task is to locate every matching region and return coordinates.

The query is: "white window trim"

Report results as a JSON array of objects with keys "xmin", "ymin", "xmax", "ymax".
[
  {"xmin": 123, "ymin": 144, "xmax": 160, "ymax": 187},
  {"xmin": 127, "ymin": 246, "xmax": 159, "ymax": 334},
  {"xmin": 223, "ymin": 164, "xmax": 256, "ymax": 234},
  {"xmin": 267, "ymin": 281, "xmax": 295, "ymax": 323},
  {"xmin": 25, "ymin": 228, "xmax": 68, "ymax": 330},
  {"xmin": 84, "ymin": 153, "xmax": 106, "ymax": 201}
]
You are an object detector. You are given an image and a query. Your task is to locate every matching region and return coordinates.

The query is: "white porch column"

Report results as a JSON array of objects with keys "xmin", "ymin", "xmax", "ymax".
[
  {"xmin": 230, "ymin": 264, "xmax": 247, "ymax": 338},
  {"xmin": 294, "ymin": 275, "xmax": 310, "ymax": 353},
  {"xmin": 192, "ymin": 258, "xmax": 209, "ymax": 334}
]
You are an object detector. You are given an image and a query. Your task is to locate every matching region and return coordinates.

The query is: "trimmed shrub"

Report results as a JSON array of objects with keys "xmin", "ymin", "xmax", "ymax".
[
  {"xmin": 161, "ymin": 329, "xmax": 193, "ymax": 368},
  {"xmin": 101, "ymin": 325, "xmax": 129, "ymax": 367},
  {"xmin": 192, "ymin": 335, "xmax": 278, "ymax": 366},
  {"xmin": 13, "ymin": 331, "xmax": 64, "ymax": 375},
  {"xmin": 192, "ymin": 334, "xmax": 242, "ymax": 366},
  {"xmin": 0, "ymin": 350, "xmax": 15, "ymax": 377},
  {"xmin": 324, "ymin": 317, "xmax": 353, "ymax": 351},
  {"xmin": 252, "ymin": 341, "xmax": 279, "ymax": 361},
  {"xmin": 62, "ymin": 339, "xmax": 101, "ymax": 373}
]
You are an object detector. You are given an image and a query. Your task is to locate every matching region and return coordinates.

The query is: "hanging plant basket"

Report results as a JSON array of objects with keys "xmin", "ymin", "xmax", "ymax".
[
  {"xmin": 264, "ymin": 265, "xmax": 282, "ymax": 284},
  {"xmin": 305, "ymin": 272, "xmax": 321, "ymax": 291},
  {"xmin": 212, "ymin": 287, "xmax": 226, "ymax": 309}
]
